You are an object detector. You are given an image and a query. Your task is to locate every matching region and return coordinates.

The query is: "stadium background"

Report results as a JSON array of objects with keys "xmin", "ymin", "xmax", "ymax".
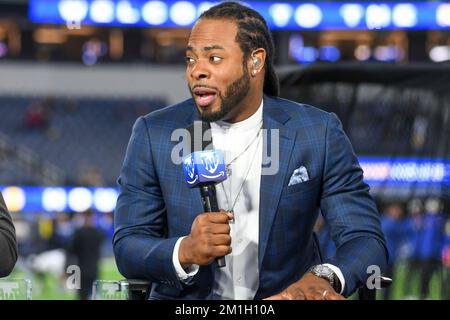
[{"xmin": 0, "ymin": 0, "xmax": 449, "ymax": 299}]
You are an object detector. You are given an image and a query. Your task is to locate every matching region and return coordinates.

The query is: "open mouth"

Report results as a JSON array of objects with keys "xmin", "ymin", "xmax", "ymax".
[{"xmin": 193, "ymin": 86, "xmax": 217, "ymax": 107}]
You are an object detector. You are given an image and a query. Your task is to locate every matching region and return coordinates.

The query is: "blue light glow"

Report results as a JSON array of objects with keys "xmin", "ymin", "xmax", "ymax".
[
  {"xmin": 365, "ymin": 4, "xmax": 391, "ymax": 30},
  {"xmin": 0, "ymin": 186, "xmax": 120, "ymax": 213},
  {"xmin": 141, "ymin": 0, "xmax": 168, "ymax": 25},
  {"xmin": 359, "ymin": 158, "xmax": 450, "ymax": 185},
  {"xmin": 294, "ymin": 3, "xmax": 322, "ymax": 29},
  {"xmin": 116, "ymin": 0, "xmax": 140, "ymax": 24},
  {"xmin": 28, "ymin": 1, "xmax": 450, "ymax": 30},
  {"xmin": 392, "ymin": 4, "xmax": 417, "ymax": 28},
  {"xmin": 90, "ymin": 0, "xmax": 115, "ymax": 23},
  {"xmin": 319, "ymin": 46, "xmax": 340, "ymax": 62},
  {"xmin": 436, "ymin": 3, "xmax": 450, "ymax": 27},
  {"xmin": 1, "ymin": 158, "xmax": 449, "ymax": 212},
  {"xmin": 340, "ymin": 4, "xmax": 364, "ymax": 28},
  {"xmin": 57, "ymin": 0, "xmax": 89, "ymax": 24},
  {"xmin": 269, "ymin": 3, "xmax": 293, "ymax": 28},
  {"xmin": 170, "ymin": 1, "xmax": 197, "ymax": 26}
]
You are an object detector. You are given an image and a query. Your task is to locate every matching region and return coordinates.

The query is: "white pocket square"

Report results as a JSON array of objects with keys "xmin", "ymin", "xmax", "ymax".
[{"xmin": 288, "ymin": 166, "xmax": 310, "ymax": 186}]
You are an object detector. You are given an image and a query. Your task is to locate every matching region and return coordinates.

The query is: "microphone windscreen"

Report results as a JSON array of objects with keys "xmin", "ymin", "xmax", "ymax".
[{"xmin": 183, "ymin": 150, "xmax": 227, "ymax": 188}]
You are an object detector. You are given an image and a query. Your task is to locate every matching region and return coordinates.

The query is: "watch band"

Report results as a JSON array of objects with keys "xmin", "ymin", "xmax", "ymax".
[{"xmin": 308, "ymin": 265, "xmax": 341, "ymax": 293}]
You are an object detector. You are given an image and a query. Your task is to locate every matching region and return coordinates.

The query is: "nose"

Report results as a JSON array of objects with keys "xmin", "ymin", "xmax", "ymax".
[{"xmin": 190, "ymin": 60, "xmax": 210, "ymax": 80}]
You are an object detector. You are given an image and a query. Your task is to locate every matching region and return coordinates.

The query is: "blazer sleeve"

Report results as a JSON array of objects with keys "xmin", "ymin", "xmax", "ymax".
[
  {"xmin": 0, "ymin": 192, "xmax": 18, "ymax": 277},
  {"xmin": 319, "ymin": 113, "xmax": 388, "ymax": 297},
  {"xmin": 113, "ymin": 116, "xmax": 184, "ymax": 290}
]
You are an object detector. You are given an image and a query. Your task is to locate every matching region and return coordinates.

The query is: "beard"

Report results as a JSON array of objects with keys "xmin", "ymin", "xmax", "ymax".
[{"xmin": 190, "ymin": 68, "xmax": 250, "ymax": 123}]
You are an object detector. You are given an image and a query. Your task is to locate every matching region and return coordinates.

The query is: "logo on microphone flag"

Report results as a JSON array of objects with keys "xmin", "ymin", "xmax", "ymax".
[{"xmin": 183, "ymin": 150, "xmax": 227, "ymax": 187}]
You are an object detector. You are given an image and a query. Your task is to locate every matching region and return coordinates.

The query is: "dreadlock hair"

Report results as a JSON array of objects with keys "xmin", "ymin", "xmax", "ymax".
[{"xmin": 199, "ymin": 1, "xmax": 280, "ymax": 97}]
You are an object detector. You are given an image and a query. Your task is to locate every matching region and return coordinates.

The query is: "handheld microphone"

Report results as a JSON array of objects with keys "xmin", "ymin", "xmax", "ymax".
[{"xmin": 183, "ymin": 122, "xmax": 228, "ymax": 268}]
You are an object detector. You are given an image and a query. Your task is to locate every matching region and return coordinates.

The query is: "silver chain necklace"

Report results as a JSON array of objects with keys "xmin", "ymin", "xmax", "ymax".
[
  {"xmin": 221, "ymin": 126, "xmax": 262, "ymax": 215},
  {"xmin": 224, "ymin": 122, "xmax": 263, "ymax": 177}
]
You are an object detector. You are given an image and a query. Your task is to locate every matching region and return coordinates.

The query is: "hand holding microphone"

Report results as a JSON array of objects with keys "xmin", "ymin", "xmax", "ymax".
[
  {"xmin": 179, "ymin": 209, "xmax": 233, "ymax": 268},
  {"xmin": 180, "ymin": 146, "xmax": 230, "ymax": 268}
]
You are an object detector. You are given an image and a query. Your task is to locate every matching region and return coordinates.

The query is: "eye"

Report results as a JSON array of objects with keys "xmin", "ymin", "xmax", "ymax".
[
  {"xmin": 185, "ymin": 56, "xmax": 195, "ymax": 65},
  {"xmin": 210, "ymin": 56, "xmax": 222, "ymax": 63}
]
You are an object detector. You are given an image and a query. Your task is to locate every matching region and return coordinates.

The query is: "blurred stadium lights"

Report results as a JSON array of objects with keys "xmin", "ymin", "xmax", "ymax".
[
  {"xmin": 93, "ymin": 188, "xmax": 118, "ymax": 212},
  {"xmin": 67, "ymin": 187, "xmax": 93, "ymax": 212},
  {"xmin": 170, "ymin": 1, "xmax": 197, "ymax": 26},
  {"xmin": 288, "ymin": 33, "xmax": 320, "ymax": 64},
  {"xmin": 366, "ymin": 4, "xmax": 391, "ymax": 30},
  {"xmin": 374, "ymin": 45, "xmax": 404, "ymax": 62},
  {"xmin": 339, "ymin": 4, "xmax": 364, "ymax": 28},
  {"xmin": 42, "ymin": 187, "xmax": 67, "ymax": 212},
  {"xmin": 319, "ymin": 45, "xmax": 340, "ymax": 62},
  {"xmin": 429, "ymin": 45, "xmax": 450, "ymax": 62},
  {"xmin": 0, "ymin": 186, "xmax": 119, "ymax": 213},
  {"xmin": 299, "ymin": 46, "xmax": 318, "ymax": 63},
  {"xmin": 294, "ymin": 3, "xmax": 323, "ymax": 29},
  {"xmin": 141, "ymin": 0, "xmax": 168, "ymax": 25},
  {"xmin": 90, "ymin": 0, "xmax": 115, "ymax": 23},
  {"xmin": 2, "ymin": 186, "xmax": 26, "ymax": 212},
  {"xmin": 269, "ymin": 3, "xmax": 293, "ymax": 28},
  {"xmin": 57, "ymin": 0, "xmax": 89, "ymax": 24},
  {"xmin": 436, "ymin": 3, "xmax": 450, "ymax": 27},
  {"xmin": 0, "ymin": 158, "xmax": 448, "ymax": 213},
  {"xmin": 117, "ymin": 0, "xmax": 140, "ymax": 24},
  {"xmin": 359, "ymin": 159, "xmax": 450, "ymax": 184},
  {"xmin": 392, "ymin": 3, "xmax": 418, "ymax": 28},
  {"xmin": 28, "ymin": 1, "xmax": 450, "ymax": 30},
  {"xmin": 81, "ymin": 39, "xmax": 108, "ymax": 65},
  {"xmin": 354, "ymin": 44, "xmax": 371, "ymax": 61}
]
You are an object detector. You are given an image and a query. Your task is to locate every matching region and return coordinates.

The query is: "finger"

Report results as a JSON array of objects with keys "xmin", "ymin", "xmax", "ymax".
[
  {"xmin": 205, "ymin": 211, "xmax": 233, "ymax": 224},
  {"xmin": 213, "ymin": 245, "xmax": 232, "ymax": 257},
  {"xmin": 211, "ymin": 224, "xmax": 231, "ymax": 235},
  {"xmin": 211, "ymin": 234, "xmax": 232, "ymax": 246}
]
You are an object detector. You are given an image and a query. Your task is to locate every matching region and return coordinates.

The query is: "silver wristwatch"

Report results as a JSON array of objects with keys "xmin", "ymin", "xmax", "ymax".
[{"xmin": 308, "ymin": 264, "xmax": 341, "ymax": 293}]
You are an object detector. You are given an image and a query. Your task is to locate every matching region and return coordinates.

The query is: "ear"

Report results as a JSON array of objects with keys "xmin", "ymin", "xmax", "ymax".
[{"xmin": 248, "ymin": 48, "xmax": 266, "ymax": 76}]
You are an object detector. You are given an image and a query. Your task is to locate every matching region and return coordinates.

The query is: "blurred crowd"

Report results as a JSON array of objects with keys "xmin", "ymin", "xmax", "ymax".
[
  {"xmin": 316, "ymin": 197, "xmax": 450, "ymax": 300},
  {"xmin": 11, "ymin": 209, "xmax": 112, "ymax": 299}
]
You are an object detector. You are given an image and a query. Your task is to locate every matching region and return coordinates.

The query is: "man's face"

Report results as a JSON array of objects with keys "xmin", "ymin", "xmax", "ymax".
[{"xmin": 186, "ymin": 19, "xmax": 250, "ymax": 122}]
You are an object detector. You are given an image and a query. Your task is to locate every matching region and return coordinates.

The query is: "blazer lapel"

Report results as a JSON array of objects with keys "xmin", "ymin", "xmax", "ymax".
[{"xmin": 258, "ymin": 96, "xmax": 297, "ymax": 270}]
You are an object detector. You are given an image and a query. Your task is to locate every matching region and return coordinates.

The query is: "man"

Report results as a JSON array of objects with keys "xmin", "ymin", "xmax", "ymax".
[
  {"xmin": 114, "ymin": 2, "xmax": 387, "ymax": 300},
  {"xmin": 0, "ymin": 192, "xmax": 18, "ymax": 277},
  {"xmin": 69, "ymin": 210, "xmax": 104, "ymax": 299}
]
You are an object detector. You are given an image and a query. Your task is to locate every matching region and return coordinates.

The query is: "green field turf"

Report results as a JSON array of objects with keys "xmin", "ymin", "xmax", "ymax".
[
  {"xmin": 4, "ymin": 257, "xmax": 122, "ymax": 300},
  {"xmin": 3, "ymin": 258, "xmax": 447, "ymax": 300}
]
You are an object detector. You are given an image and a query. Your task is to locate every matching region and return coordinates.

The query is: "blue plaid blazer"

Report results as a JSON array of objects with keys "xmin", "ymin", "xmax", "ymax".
[{"xmin": 113, "ymin": 95, "xmax": 388, "ymax": 299}]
